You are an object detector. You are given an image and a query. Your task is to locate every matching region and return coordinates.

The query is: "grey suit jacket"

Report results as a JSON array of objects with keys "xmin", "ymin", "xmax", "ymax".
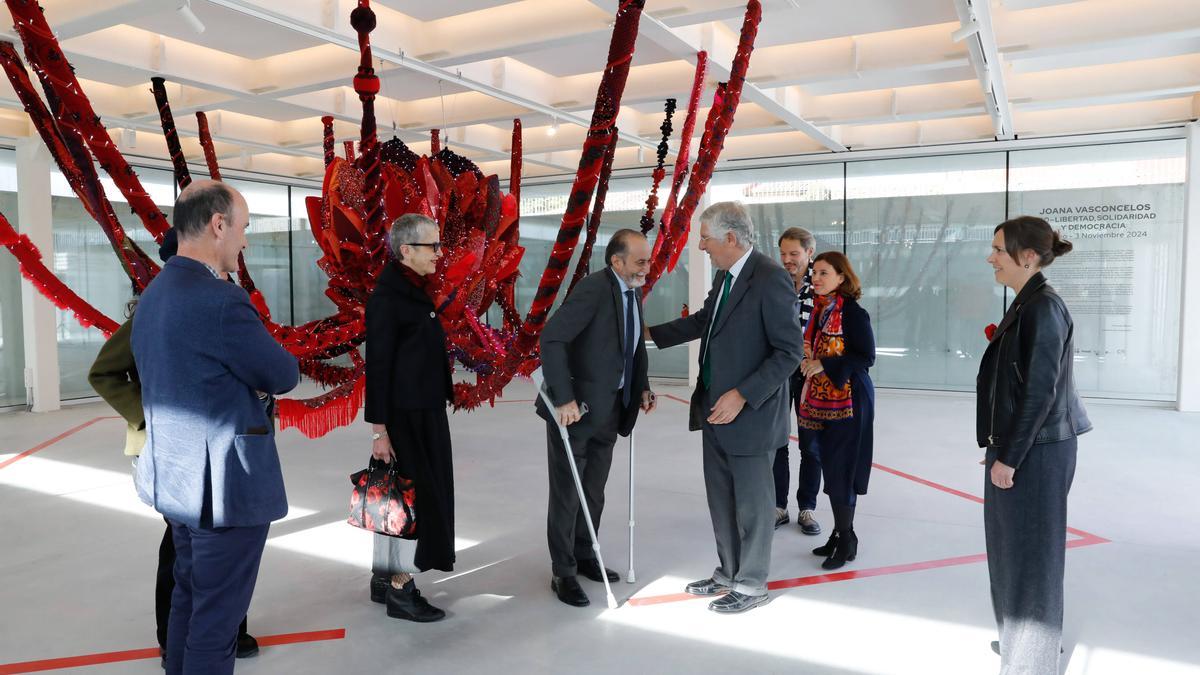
[
  {"xmin": 650, "ymin": 250, "xmax": 802, "ymax": 456},
  {"xmin": 536, "ymin": 267, "xmax": 650, "ymax": 440}
]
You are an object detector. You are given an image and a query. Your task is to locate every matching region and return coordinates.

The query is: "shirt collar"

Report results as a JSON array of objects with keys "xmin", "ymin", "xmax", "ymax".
[{"xmin": 726, "ymin": 247, "xmax": 753, "ymax": 281}]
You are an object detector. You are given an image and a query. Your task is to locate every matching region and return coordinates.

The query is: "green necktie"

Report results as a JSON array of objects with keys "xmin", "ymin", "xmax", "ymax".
[{"xmin": 701, "ymin": 272, "xmax": 733, "ymax": 390}]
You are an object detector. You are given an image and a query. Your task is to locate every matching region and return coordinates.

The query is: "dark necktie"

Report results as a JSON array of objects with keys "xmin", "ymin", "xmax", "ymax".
[
  {"xmin": 623, "ymin": 289, "xmax": 636, "ymax": 407},
  {"xmin": 701, "ymin": 272, "xmax": 733, "ymax": 390}
]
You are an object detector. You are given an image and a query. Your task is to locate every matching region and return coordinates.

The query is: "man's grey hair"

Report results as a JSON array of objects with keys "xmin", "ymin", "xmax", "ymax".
[
  {"xmin": 700, "ymin": 201, "xmax": 755, "ymax": 248},
  {"xmin": 388, "ymin": 213, "xmax": 438, "ymax": 261}
]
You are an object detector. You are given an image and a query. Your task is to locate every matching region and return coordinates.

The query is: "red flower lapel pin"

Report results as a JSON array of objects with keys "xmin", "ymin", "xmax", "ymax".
[{"xmin": 984, "ymin": 323, "xmax": 997, "ymax": 341}]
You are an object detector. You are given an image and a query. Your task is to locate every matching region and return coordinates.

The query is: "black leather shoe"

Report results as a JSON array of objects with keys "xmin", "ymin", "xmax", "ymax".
[
  {"xmin": 386, "ymin": 581, "xmax": 446, "ymax": 622},
  {"xmin": 370, "ymin": 573, "xmax": 390, "ymax": 604},
  {"xmin": 577, "ymin": 559, "xmax": 619, "ymax": 583},
  {"xmin": 235, "ymin": 634, "xmax": 259, "ymax": 659},
  {"xmin": 821, "ymin": 529, "xmax": 858, "ymax": 570},
  {"xmin": 708, "ymin": 591, "xmax": 770, "ymax": 614},
  {"xmin": 812, "ymin": 531, "xmax": 840, "ymax": 557},
  {"xmin": 551, "ymin": 575, "xmax": 590, "ymax": 607},
  {"xmin": 684, "ymin": 577, "xmax": 731, "ymax": 597}
]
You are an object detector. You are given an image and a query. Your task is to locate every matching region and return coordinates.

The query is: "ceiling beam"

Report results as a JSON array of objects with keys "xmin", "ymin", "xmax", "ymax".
[
  {"xmin": 203, "ymin": 0, "xmax": 659, "ymax": 151},
  {"xmin": 586, "ymin": 0, "xmax": 847, "ymax": 152},
  {"xmin": 954, "ymin": 0, "xmax": 1014, "ymax": 139}
]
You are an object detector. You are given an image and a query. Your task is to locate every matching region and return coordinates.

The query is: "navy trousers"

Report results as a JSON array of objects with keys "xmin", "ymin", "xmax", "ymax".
[
  {"xmin": 166, "ymin": 520, "xmax": 269, "ymax": 675},
  {"xmin": 771, "ymin": 440, "xmax": 822, "ymax": 511}
]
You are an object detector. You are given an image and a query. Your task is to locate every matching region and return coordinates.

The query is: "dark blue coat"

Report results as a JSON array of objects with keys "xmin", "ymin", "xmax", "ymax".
[
  {"xmin": 132, "ymin": 256, "xmax": 299, "ymax": 528},
  {"xmin": 813, "ymin": 297, "xmax": 875, "ymax": 497}
]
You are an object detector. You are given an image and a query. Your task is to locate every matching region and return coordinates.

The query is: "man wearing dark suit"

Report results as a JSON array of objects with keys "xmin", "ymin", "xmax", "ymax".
[
  {"xmin": 647, "ymin": 201, "xmax": 803, "ymax": 614},
  {"xmin": 133, "ymin": 180, "xmax": 299, "ymax": 674},
  {"xmin": 536, "ymin": 229, "xmax": 656, "ymax": 607}
]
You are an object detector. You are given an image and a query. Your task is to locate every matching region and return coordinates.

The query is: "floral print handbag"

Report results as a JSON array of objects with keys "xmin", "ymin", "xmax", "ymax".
[{"xmin": 348, "ymin": 458, "xmax": 417, "ymax": 538}]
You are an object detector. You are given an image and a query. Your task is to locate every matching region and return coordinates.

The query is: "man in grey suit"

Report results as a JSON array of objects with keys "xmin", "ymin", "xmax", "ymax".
[
  {"xmin": 647, "ymin": 202, "xmax": 802, "ymax": 613},
  {"xmin": 133, "ymin": 180, "xmax": 299, "ymax": 673},
  {"xmin": 536, "ymin": 229, "xmax": 656, "ymax": 607}
]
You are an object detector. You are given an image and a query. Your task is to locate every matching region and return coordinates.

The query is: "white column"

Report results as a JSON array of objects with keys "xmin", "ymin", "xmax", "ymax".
[
  {"xmin": 1179, "ymin": 123, "xmax": 1200, "ymax": 411},
  {"xmin": 16, "ymin": 137, "xmax": 60, "ymax": 412},
  {"xmin": 687, "ymin": 194, "xmax": 713, "ymax": 384}
]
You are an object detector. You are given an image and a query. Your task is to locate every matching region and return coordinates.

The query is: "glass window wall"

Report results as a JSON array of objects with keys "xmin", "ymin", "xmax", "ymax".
[
  {"xmin": 1008, "ymin": 140, "xmax": 1186, "ymax": 400},
  {"xmin": 0, "ymin": 150, "xmax": 24, "ymax": 408}
]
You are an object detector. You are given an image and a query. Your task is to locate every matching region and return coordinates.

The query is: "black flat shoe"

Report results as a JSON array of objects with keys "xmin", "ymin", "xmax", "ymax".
[
  {"xmin": 235, "ymin": 634, "xmax": 259, "ymax": 659},
  {"xmin": 813, "ymin": 531, "xmax": 839, "ymax": 557},
  {"xmin": 551, "ymin": 575, "xmax": 590, "ymax": 607},
  {"xmin": 370, "ymin": 573, "xmax": 389, "ymax": 604},
  {"xmin": 577, "ymin": 559, "xmax": 619, "ymax": 583},
  {"xmin": 821, "ymin": 530, "xmax": 858, "ymax": 570},
  {"xmin": 386, "ymin": 580, "xmax": 446, "ymax": 622}
]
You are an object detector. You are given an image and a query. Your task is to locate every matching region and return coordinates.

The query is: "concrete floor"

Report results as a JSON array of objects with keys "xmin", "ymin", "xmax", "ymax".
[{"xmin": 1, "ymin": 381, "xmax": 1199, "ymax": 674}]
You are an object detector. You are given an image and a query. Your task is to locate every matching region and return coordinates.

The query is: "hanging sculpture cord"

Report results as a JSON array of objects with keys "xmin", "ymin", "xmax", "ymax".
[
  {"xmin": 640, "ymin": 98, "xmax": 676, "ymax": 234},
  {"xmin": 322, "ymin": 115, "xmax": 336, "ymax": 168},
  {"xmin": 0, "ymin": 0, "xmax": 761, "ymax": 436},
  {"xmin": 645, "ymin": 51, "xmax": 708, "ymax": 294}
]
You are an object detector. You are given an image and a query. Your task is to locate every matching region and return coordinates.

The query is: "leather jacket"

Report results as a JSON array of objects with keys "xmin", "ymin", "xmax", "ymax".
[{"xmin": 976, "ymin": 273, "xmax": 1092, "ymax": 468}]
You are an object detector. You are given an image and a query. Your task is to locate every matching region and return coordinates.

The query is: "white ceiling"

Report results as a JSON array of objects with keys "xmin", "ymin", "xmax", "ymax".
[{"xmin": 0, "ymin": 0, "xmax": 1196, "ymax": 181}]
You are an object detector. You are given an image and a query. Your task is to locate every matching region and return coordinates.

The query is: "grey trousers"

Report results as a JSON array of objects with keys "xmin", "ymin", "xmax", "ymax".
[
  {"xmin": 546, "ymin": 405, "xmax": 619, "ymax": 578},
  {"xmin": 372, "ymin": 534, "xmax": 418, "ymax": 576},
  {"xmin": 985, "ymin": 437, "xmax": 1077, "ymax": 675},
  {"xmin": 702, "ymin": 421, "xmax": 776, "ymax": 597}
]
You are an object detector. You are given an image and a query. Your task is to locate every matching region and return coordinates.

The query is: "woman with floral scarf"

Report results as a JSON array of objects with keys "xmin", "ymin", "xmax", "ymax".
[{"xmin": 797, "ymin": 252, "xmax": 876, "ymax": 570}]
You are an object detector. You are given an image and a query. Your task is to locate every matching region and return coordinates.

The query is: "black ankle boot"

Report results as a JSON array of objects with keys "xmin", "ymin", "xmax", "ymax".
[
  {"xmin": 812, "ymin": 531, "xmax": 840, "ymax": 557},
  {"xmin": 386, "ymin": 580, "xmax": 446, "ymax": 622},
  {"xmin": 821, "ymin": 529, "xmax": 858, "ymax": 570}
]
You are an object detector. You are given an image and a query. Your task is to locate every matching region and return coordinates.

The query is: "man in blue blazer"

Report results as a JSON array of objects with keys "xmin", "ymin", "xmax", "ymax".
[{"xmin": 133, "ymin": 180, "xmax": 299, "ymax": 674}]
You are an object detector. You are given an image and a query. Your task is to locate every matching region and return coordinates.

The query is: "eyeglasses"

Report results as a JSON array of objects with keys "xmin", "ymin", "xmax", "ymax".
[{"xmin": 403, "ymin": 242, "xmax": 443, "ymax": 252}]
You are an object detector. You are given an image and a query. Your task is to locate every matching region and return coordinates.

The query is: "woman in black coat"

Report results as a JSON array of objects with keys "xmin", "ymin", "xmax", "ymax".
[
  {"xmin": 977, "ymin": 216, "xmax": 1091, "ymax": 672},
  {"xmin": 797, "ymin": 251, "xmax": 875, "ymax": 570},
  {"xmin": 364, "ymin": 213, "xmax": 456, "ymax": 623}
]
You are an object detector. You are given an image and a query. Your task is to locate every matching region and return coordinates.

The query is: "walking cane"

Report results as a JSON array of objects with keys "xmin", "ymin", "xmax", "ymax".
[
  {"xmin": 531, "ymin": 369, "xmax": 619, "ymax": 610},
  {"xmin": 626, "ymin": 429, "xmax": 636, "ymax": 583}
]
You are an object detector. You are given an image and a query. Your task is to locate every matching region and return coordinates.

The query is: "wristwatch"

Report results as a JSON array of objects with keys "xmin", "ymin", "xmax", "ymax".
[{"xmin": 371, "ymin": 431, "xmax": 386, "ymax": 441}]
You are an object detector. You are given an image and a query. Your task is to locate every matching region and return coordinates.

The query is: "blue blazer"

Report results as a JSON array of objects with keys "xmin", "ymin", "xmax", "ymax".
[{"xmin": 132, "ymin": 256, "xmax": 299, "ymax": 528}]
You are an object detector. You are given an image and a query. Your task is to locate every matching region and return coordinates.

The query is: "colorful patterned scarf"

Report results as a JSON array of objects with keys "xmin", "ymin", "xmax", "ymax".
[{"xmin": 797, "ymin": 293, "xmax": 854, "ymax": 430}]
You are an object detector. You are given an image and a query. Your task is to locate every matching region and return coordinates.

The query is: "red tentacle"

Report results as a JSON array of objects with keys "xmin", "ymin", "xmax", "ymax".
[
  {"xmin": 151, "ymin": 77, "xmax": 192, "ymax": 190},
  {"xmin": 196, "ymin": 112, "xmax": 222, "ymax": 180}
]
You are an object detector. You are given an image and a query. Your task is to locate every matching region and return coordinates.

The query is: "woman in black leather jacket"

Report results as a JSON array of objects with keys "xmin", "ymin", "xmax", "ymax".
[{"xmin": 977, "ymin": 216, "xmax": 1091, "ymax": 674}]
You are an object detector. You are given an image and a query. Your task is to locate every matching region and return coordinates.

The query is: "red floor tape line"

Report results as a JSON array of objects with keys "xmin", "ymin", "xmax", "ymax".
[
  {"xmin": 0, "ymin": 416, "xmax": 117, "ymax": 471},
  {"xmin": 0, "ymin": 629, "xmax": 346, "ymax": 674},
  {"xmin": 623, "ymin": 393, "xmax": 1112, "ymax": 607}
]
